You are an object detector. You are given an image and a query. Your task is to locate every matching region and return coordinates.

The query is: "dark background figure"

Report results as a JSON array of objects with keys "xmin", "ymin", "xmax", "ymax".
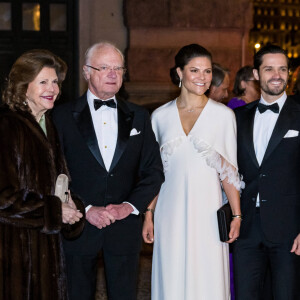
[
  {"xmin": 0, "ymin": 49, "xmax": 84, "ymax": 300},
  {"xmin": 290, "ymin": 67, "xmax": 300, "ymax": 103},
  {"xmin": 227, "ymin": 65, "xmax": 260, "ymax": 109},
  {"xmin": 290, "ymin": 66, "xmax": 300, "ymax": 96},
  {"xmin": 234, "ymin": 44, "xmax": 300, "ymax": 300},
  {"xmin": 293, "ymin": 69, "xmax": 300, "ymax": 95},
  {"xmin": 206, "ymin": 63, "xmax": 230, "ymax": 103},
  {"xmin": 52, "ymin": 42, "xmax": 164, "ymax": 300}
]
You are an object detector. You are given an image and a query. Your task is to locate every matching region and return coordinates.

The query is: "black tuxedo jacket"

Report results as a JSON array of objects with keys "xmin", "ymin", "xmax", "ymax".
[
  {"xmin": 52, "ymin": 94, "xmax": 164, "ymax": 255},
  {"xmin": 235, "ymin": 96, "xmax": 300, "ymax": 243}
]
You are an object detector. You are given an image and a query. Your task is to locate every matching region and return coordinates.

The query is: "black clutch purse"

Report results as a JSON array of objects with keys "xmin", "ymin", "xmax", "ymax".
[{"xmin": 217, "ymin": 202, "xmax": 232, "ymax": 242}]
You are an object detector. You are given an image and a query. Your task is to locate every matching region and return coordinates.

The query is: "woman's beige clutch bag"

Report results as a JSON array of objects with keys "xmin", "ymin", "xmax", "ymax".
[{"xmin": 54, "ymin": 174, "xmax": 69, "ymax": 203}]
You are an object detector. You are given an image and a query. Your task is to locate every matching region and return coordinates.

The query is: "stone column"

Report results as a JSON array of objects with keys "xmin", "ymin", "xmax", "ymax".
[{"xmin": 78, "ymin": 0, "xmax": 128, "ymax": 94}]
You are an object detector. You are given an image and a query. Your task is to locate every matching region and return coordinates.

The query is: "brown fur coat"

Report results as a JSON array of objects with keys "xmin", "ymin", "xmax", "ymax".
[{"xmin": 0, "ymin": 105, "xmax": 85, "ymax": 300}]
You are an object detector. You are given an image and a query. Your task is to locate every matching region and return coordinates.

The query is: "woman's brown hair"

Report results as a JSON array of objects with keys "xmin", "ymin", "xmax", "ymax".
[{"xmin": 2, "ymin": 49, "xmax": 67, "ymax": 112}]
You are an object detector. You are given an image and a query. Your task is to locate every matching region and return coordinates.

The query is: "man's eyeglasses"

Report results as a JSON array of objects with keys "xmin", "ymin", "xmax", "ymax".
[{"xmin": 85, "ymin": 64, "xmax": 126, "ymax": 74}]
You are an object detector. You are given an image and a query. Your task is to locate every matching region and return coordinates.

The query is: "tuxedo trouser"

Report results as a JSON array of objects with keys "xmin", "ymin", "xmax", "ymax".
[
  {"xmin": 233, "ymin": 210, "xmax": 300, "ymax": 300},
  {"xmin": 65, "ymin": 250, "xmax": 139, "ymax": 300}
]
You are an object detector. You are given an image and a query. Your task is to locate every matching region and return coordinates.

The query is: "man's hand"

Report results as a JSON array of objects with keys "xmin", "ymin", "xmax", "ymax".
[
  {"xmin": 291, "ymin": 233, "xmax": 300, "ymax": 255},
  {"xmin": 106, "ymin": 203, "xmax": 134, "ymax": 221},
  {"xmin": 86, "ymin": 206, "xmax": 115, "ymax": 229}
]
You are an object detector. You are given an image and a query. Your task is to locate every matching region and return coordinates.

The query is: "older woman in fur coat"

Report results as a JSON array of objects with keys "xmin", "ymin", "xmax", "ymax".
[{"xmin": 0, "ymin": 49, "xmax": 85, "ymax": 300}]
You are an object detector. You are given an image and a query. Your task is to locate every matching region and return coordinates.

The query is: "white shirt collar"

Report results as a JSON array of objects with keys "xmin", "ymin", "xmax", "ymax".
[{"xmin": 259, "ymin": 91, "xmax": 287, "ymax": 113}]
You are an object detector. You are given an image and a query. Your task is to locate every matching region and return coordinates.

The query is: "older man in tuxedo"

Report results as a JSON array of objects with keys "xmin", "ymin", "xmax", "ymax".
[
  {"xmin": 233, "ymin": 44, "xmax": 300, "ymax": 300},
  {"xmin": 52, "ymin": 42, "xmax": 164, "ymax": 300}
]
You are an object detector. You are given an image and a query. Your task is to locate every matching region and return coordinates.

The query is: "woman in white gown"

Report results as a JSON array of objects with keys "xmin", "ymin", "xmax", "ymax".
[{"xmin": 143, "ymin": 44, "xmax": 243, "ymax": 300}]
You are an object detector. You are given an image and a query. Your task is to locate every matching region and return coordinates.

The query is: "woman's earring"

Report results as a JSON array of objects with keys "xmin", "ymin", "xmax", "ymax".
[{"xmin": 179, "ymin": 79, "xmax": 182, "ymax": 88}]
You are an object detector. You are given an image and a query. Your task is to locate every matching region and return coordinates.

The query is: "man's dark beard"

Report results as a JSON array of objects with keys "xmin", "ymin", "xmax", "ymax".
[{"xmin": 261, "ymin": 79, "xmax": 287, "ymax": 96}]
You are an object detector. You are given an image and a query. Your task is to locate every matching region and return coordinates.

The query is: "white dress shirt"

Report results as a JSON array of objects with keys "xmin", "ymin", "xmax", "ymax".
[
  {"xmin": 86, "ymin": 90, "xmax": 138, "ymax": 214},
  {"xmin": 253, "ymin": 92, "xmax": 287, "ymax": 206},
  {"xmin": 87, "ymin": 90, "xmax": 118, "ymax": 171}
]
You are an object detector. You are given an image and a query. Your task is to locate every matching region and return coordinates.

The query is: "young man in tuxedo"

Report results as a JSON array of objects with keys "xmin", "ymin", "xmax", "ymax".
[
  {"xmin": 52, "ymin": 42, "xmax": 164, "ymax": 300},
  {"xmin": 233, "ymin": 44, "xmax": 300, "ymax": 299}
]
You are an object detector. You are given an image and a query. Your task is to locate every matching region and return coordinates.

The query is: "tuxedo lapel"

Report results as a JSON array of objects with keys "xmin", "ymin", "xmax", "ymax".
[
  {"xmin": 262, "ymin": 98, "xmax": 298, "ymax": 164},
  {"xmin": 109, "ymin": 99, "xmax": 133, "ymax": 171},
  {"xmin": 242, "ymin": 103, "xmax": 259, "ymax": 168},
  {"xmin": 72, "ymin": 95, "xmax": 106, "ymax": 169}
]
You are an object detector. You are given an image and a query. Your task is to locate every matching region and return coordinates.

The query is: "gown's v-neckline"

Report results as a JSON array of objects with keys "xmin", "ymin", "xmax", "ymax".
[{"xmin": 175, "ymin": 98, "xmax": 210, "ymax": 137}]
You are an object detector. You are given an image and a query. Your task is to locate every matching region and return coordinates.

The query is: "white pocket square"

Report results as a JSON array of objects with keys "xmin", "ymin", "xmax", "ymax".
[
  {"xmin": 130, "ymin": 128, "xmax": 141, "ymax": 136},
  {"xmin": 284, "ymin": 129, "xmax": 299, "ymax": 138}
]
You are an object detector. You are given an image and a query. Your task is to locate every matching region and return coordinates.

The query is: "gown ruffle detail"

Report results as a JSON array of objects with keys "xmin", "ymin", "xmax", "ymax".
[
  {"xmin": 160, "ymin": 137, "xmax": 184, "ymax": 171},
  {"xmin": 191, "ymin": 136, "xmax": 245, "ymax": 191},
  {"xmin": 160, "ymin": 135, "xmax": 244, "ymax": 190}
]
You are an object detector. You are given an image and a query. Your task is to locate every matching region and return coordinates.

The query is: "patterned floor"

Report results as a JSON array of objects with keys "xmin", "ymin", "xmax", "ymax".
[{"xmin": 96, "ymin": 245, "xmax": 153, "ymax": 300}]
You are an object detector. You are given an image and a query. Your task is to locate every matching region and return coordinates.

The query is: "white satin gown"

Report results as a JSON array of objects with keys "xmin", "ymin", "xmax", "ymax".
[{"xmin": 151, "ymin": 99, "xmax": 242, "ymax": 300}]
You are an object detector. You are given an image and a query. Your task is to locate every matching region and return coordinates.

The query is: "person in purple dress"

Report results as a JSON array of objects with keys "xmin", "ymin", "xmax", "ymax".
[{"xmin": 227, "ymin": 66, "xmax": 260, "ymax": 109}]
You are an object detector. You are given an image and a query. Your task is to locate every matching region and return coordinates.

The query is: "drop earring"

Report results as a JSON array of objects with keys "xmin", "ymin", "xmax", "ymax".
[{"xmin": 179, "ymin": 79, "xmax": 182, "ymax": 88}]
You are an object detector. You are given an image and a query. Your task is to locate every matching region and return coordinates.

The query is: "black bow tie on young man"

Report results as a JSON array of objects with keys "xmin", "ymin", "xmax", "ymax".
[
  {"xmin": 257, "ymin": 102, "xmax": 279, "ymax": 114},
  {"xmin": 94, "ymin": 99, "xmax": 116, "ymax": 110}
]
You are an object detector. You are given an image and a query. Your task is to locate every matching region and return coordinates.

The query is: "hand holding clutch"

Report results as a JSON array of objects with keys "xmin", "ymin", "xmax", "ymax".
[
  {"xmin": 54, "ymin": 174, "xmax": 69, "ymax": 203},
  {"xmin": 217, "ymin": 203, "xmax": 232, "ymax": 242},
  {"xmin": 217, "ymin": 203, "xmax": 241, "ymax": 242},
  {"xmin": 55, "ymin": 174, "xmax": 83, "ymax": 225}
]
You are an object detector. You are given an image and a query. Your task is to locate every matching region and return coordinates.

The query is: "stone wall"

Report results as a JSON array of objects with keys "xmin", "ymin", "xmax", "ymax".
[{"xmin": 124, "ymin": 0, "xmax": 254, "ymax": 105}]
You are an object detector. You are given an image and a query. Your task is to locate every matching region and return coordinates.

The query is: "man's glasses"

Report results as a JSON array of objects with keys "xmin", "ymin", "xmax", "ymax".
[{"xmin": 85, "ymin": 64, "xmax": 126, "ymax": 74}]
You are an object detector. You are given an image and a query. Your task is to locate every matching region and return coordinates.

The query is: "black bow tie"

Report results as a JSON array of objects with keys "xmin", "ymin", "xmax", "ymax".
[
  {"xmin": 257, "ymin": 102, "xmax": 279, "ymax": 114},
  {"xmin": 94, "ymin": 99, "xmax": 116, "ymax": 110}
]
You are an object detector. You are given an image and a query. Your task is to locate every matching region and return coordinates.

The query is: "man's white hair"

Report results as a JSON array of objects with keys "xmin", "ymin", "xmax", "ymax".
[{"xmin": 84, "ymin": 41, "xmax": 124, "ymax": 66}]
